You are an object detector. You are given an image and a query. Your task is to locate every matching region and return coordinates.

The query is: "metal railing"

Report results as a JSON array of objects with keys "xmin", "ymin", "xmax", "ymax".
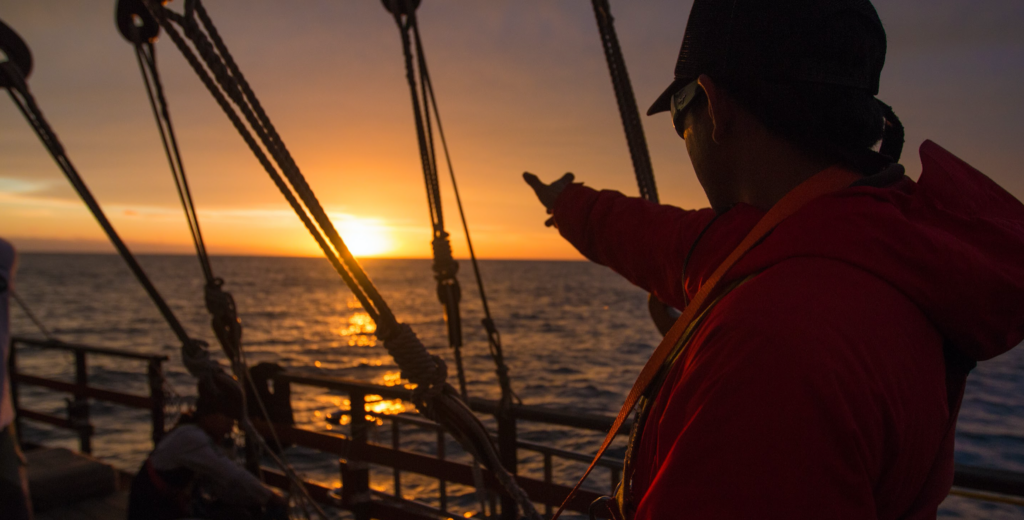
[
  {"xmin": 9, "ymin": 336, "xmax": 168, "ymax": 453},
  {"xmin": 10, "ymin": 335, "xmax": 1024, "ymax": 518}
]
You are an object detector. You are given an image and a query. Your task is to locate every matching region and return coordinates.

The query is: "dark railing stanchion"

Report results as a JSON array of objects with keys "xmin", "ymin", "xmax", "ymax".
[
  {"xmin": 497, "ymin": 407, "xmax": 518, "ymax": 520},
  {"xmin": 342, "ymin": 392, "xmax": 371, "ymax": 520},
  {"xmin": 147, "ymin": 359, "xmax": 165, "ymax": 445},
  {"xmin": 437, "ymin": 428, "xmax": 447, "ymax": 513},
  {"xmin": 392, "ymin": 420, "xmax": 401, "ymax": 499},
  {"xmin": 544, "ymin": 453, "xmax": 554, "ymax": 516},
  {"xmin": 71, "ymin": 350, "xmax": 91, "ymax": 454},
  {"xmin": 8, "ymin": 339, "xmax": 22, "ymax": 443}
]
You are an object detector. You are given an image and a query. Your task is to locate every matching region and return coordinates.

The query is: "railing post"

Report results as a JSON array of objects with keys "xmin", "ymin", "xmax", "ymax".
[
  {"xmin": 392, "ymin": 420, "xmax": 401, "ymax": 499},
  {"xmin": 437, "ymin": 428, "xmax": 447, "ymax": 513},
  {"xmin": 9, "ymin": 339, "xmax": 22, "ymax": 445},
  {"xmin": 147, "ymin": 359, "xmax": 165, "ymax": 446},
  {"xmin": 544, "ymin": 453, "xmax": 553, "ymax": 516},
  {"xmin": 71, "ymin": 350, "xmax": 91, "ymax": 454},
  {"xmin": 497, "ymin": 406, "xmax": 518, "ymax": 520},
  {"xmin": 341, "ymin": 392, "xmax": 370, "ymax": 520}
]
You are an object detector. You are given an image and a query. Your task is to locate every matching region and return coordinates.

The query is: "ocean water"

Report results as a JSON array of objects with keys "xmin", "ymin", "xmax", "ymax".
[{"xmin": 8, "ymin": 253, "xmax": 1024, "ymax": 518}]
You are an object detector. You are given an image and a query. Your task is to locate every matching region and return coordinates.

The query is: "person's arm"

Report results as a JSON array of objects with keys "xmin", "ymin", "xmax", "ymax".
[
  {"xmin": 523, "ymin": 171, "xmax": 715, "ymax": 307},
  {"xmin": 552, "ymin": 183, "xmax": 715, "ymax": 308},
  {"xmin": 152, "ymin": 426, "xmax": 275, "ymax": 506}
]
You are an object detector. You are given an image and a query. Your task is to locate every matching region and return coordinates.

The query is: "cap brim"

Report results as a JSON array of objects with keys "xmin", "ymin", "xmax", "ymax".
[{"xmin": 647, "ymin": 76, "xmax": 692, "ymax": 116}]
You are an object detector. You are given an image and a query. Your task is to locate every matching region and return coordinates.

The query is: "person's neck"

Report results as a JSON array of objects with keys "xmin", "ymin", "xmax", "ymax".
[{"xmin": 728, "ymin": 135, "xmax": 835, "ymax": 211}]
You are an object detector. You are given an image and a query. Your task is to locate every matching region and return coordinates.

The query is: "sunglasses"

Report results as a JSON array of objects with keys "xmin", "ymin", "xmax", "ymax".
[{"xmin": 670, "ymin": 79, "xmax": 702, "ymax": 137}]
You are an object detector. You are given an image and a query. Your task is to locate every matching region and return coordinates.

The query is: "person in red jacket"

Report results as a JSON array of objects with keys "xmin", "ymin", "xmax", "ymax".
[{"xmin": 525, "ymin": 0, "xmax": 1024, "ymax": 518}]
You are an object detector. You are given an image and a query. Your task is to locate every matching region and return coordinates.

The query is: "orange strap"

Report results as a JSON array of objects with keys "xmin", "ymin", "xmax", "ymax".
[{"xmin": 552, "ymin": 166, "xmax": 860, "ymax": 518}]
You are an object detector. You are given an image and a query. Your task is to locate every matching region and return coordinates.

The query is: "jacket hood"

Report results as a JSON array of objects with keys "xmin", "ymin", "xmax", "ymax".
[{"xmin": 730, "ymin": 140, "xmax": 1024, "ymax": 361}]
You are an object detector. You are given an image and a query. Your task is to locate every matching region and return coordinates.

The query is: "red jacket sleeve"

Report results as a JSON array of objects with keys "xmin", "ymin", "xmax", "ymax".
[{"xmin": 552, "ymin": 184, "xmax": 716, "ymax": 309}]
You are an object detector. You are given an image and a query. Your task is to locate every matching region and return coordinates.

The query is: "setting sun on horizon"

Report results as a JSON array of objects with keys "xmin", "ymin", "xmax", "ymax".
[{"xmin": 332, "ymin": 214, "xmax": 395, "ymax": 258}]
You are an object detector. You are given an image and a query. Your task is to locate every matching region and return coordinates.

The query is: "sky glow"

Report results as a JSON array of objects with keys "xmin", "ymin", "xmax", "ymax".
[{"xmin": 2, "ymin": 1, "xmax": 1023, "ymax": 259}]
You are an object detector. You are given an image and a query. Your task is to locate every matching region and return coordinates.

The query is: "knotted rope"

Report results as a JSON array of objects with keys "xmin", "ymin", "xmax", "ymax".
[
  {"xmin": 205, "ymin": 278, "xmax": 242, "ymax": 362},
  {"xmin": 380, "ymin": 324, "xmax": 448, "ymax": 405},
  {"xmin": 386, "ymin": 0, "xmax": 472, "ymax": 400}
]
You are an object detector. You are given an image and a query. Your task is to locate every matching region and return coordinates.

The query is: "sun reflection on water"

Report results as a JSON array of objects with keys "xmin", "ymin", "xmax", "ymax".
[
  {"xmin": 314, "ymin": 381, "xmax": 409, "ymax": 426},
  {"xmin": 334, "ymin": 311, "xmax": 377, "ymax": 347}
]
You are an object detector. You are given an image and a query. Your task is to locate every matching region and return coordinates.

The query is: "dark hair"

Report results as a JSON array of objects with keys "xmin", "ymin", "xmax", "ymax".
[{"xmin": 716, "ymin": 76, "xmax": 895, "ymax": 174}]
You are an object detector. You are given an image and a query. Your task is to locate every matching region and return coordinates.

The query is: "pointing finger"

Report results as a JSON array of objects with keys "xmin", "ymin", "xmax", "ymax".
[{"xmin": 523, "ymin": 172, "xmax": 543, "ymax": 188}]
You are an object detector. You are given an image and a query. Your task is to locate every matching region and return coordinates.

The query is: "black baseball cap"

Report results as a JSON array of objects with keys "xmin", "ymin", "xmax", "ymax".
[{"xmin": 648, "ymin": 0, "xmax": 887, "ymax": 116}]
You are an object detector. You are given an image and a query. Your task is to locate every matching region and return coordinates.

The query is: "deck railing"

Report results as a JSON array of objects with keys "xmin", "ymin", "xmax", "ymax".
[
  {"xmin": 9, "ymin": 336, "xmax": 168, "ymax": 454},
  {"xmin": 10, "ymin": 335, "xmax": 1024, "ymax": 518},
  {"xmin": 267, "ymin": 370, "xmax": 627, "ymax": 519}
]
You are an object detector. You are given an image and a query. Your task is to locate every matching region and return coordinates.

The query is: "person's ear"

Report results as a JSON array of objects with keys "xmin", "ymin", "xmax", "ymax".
[{"xmin": 698, "ymin": 74, "xmax": 729, "ymax": 144}]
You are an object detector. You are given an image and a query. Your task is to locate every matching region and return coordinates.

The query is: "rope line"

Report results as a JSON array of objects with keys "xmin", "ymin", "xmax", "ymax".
[
  {"xmin": 118, "ymin": 7, "xmax": 329, "ymax": 516},
  {"xmin": 9, "ymin": 288, "xmax": 54, "ymax": 341},
  {"xmin": 131, "ymin": 39, "xmax": 214, "ymax": 283},
  {"xmin": 389, "ymin": 3, "xmax": 469, "ymax": 399},
  {"xmin": 1, "ymin": 61, "xmax": 193, "ymax": 348},
  {"xmin": 590, "ymin": 0, "xmax": 685, "ymax": 339},
  {"xmin": 390, "ymin": 5, "xmax": 527, "ymax": 515},
  {"xmin": 414, "ymin": 26, "xmax": 520, "ymax": 409},
  {"xmin": 591, "ymin": 0, "xmax": 658, "ymax": 203}
]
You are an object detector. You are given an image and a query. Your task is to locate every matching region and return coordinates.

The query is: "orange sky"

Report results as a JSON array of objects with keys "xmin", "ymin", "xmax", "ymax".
[{"xmin": 3, "ymin": 1, "xmax": 1023, "ymax": 259}]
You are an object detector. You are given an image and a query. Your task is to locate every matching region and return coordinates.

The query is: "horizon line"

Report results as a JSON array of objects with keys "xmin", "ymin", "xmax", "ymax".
[{"xmin": 15, "ymin": 250, "xmax": 588, "ymax": 262}]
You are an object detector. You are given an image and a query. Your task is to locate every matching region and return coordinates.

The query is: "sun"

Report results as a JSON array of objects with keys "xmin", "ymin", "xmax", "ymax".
[{"xmin": 332, "ymin": 215, "xmax": 395, "ymax": 258}]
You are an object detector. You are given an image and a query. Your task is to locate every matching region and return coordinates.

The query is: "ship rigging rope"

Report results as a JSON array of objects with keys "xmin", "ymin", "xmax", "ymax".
[
  {"xmin": 121, "ymin": 9, "xmax": 251, "ymax": 383},
  {"xmin": 388, "ymin": 0, "xmax": 521, "ymax": 413},
  {"xmin": 117, "ymin": 9, "xmax": 332, "ymax": 517},
  {"xmin": 9, "ymin": 288, "xmax": 54, "ymax": 341},
  {"xmin": 413, "ymin": 25, "xmax": 521, "ymax": 412},
  {"xmin": 590, "ymin": 0, "xmax": 684, "ymax": 337},
  {"xmin": 390, "ymin": 1, "xmax": 470, "ymax": 401},
  {"xmin": 138, "ymin": 2, "xmax": 540, "ymax": 516},
  {"xmin": 132, "ymin": 39, "xmax": 214, "ymax": 284},
  {"xmin": 0, "ymin": 50, "xmax": 193, "ymax": 349},
  {"xmin": 389, "ymin": 2, "xmax": 523, "ymax": 515},
  {"xmin": 591, "ymin": 0, "xmax": 658, "ymax": 203}
]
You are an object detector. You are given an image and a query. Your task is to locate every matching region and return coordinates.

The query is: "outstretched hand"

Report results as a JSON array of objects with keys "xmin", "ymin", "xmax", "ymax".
[{"xmin": 523, "ymin": 172, "xmax": 575, "ymax": 227}]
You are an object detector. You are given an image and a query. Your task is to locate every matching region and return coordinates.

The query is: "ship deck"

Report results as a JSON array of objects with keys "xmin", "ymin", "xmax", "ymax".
[{"xmin": 36, "ymin": 489, "xmax": 128, "ymax": 520}]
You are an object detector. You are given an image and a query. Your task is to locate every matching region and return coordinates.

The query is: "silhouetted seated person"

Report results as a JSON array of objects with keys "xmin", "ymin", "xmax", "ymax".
[{"xmin": 127, "ymin": 376, "xmax": 287, "ymax": 520}]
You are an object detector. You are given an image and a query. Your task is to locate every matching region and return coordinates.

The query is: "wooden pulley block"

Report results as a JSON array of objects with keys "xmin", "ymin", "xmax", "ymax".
[
  {"xmin": 116, "ymin": 0, "xmax": 160, "ymax": 44},
  {"xmin": 0, "ymin": 18, "xmax": 32, "ymax": 88},
  {"xmin": 381, "ymin": 0, "xmax": 422, "ymax": 17}
]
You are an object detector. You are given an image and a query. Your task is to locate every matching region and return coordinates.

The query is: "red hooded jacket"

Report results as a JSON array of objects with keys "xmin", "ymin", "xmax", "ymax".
[{"xmin": 552, "ymin": 141, "xmax": 1024, "ymax": 519}]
